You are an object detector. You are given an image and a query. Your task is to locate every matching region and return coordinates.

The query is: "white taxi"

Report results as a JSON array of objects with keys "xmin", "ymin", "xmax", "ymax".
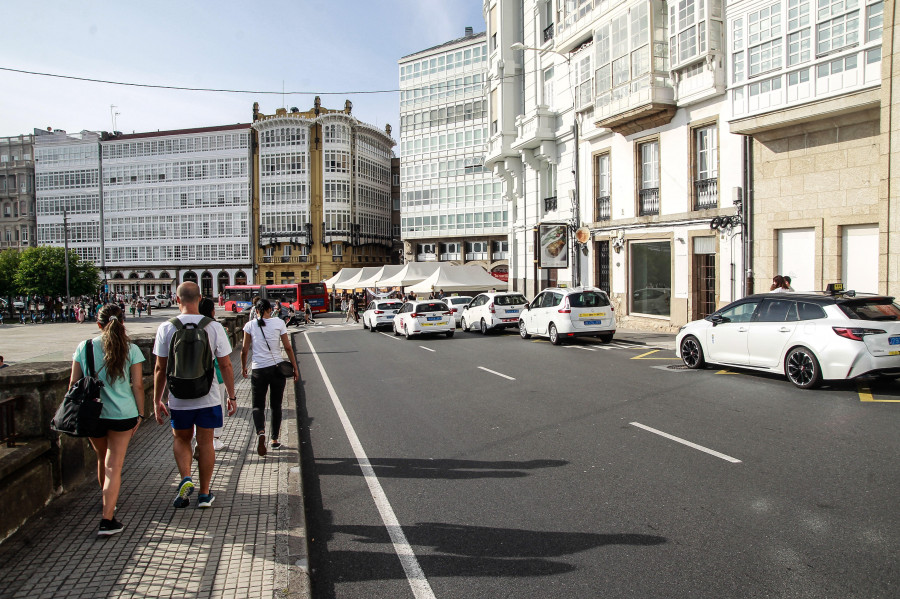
[
  {"xmin": 676, "ymin": 288, "xmax": 900, "ymax": 389},
  {"xmin": 362, "ymin": 299, "xmax": 404, "ymax": 332},
  {"xmin": 392, "ymin": 300, "xmax": 455, "ymax": 339},
  {"xmin": 461, "ymin": 292, "xmax": 529, "ymax": 334},
  {"xmin": 518, "ymin": 287, "xmax": 616, "ymax": 345}
]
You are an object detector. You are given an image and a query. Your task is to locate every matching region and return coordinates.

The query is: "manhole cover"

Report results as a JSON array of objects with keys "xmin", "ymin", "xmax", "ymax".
[{"xmin": 667, "ymin": 364, "xmax": 691, "ymax": 370}]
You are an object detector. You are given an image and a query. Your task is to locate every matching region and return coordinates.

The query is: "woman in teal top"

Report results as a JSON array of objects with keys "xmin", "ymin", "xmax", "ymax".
[{"xmin": 69, "ymin": 303, "xmax": 146, "ymax": 537}]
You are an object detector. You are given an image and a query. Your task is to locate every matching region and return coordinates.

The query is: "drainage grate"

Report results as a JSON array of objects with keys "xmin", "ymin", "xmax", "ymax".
[{"xmin": 667, "ymin": 364, "xmax": 691, "ymax": 370}]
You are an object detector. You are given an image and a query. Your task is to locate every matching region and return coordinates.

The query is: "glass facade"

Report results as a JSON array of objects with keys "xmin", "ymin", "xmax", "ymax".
[{"xmin": 630, "ymin": 241, "xmax": 671, "ymax": 316}]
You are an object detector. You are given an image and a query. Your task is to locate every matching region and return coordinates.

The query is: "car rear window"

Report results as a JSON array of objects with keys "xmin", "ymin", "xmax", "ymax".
[
  {"xmin": 449, "ymin": 298, "xmax": 470, "ymax": 305},
  {"xmin": 378, "ymin": 302, "xmax": 402, "ymax": 310},
  {"xmin": 839, "ymin": 299, "xmax": 900, "ymax": 321},
  {"xmin": 417, "ymin": 302, "xmax": 448, "ymax": 313},
  {"xmin": 568, "ymin": 291, "xmax": 610, "ymax": 308},
  {"xmin": 495, "ymin": 294, "xmax": 527, "ymax": 306}
]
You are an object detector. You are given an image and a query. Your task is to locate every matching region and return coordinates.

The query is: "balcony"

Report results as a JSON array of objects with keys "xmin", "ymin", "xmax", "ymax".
[
  {"xmin": 416, "ymin": 253, "xmax": 437, "ymax": 262},
  {"xmin": 512, "ymin": 107, "xmax": 557, "ymax": 151},
  {"xmin": 638, "ymin": 188, "xmax": 660, "ymax": 217},
  {"xmin": 694, "ymin": 179, "xmax": 718, "ymax": 210},
  {"xmin": 595, "ymin": 80, "xmax": 676, "ymax": 136},
  {"xmin": 542, "ymin": 23, "xmax": 554, "ymax": 43},
  {"xmin": 544, "ymin": 196, "xmax": 557, "ymax": 212},
  {"xmin": 596, "ymin": 196, "xmax": 611, "ymax": 221}
]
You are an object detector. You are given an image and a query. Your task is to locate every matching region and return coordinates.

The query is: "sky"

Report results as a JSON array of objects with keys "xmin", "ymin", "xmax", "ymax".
[{"xmin": 0, "ymin": 0, "xmax": 486, "ymax": 145}]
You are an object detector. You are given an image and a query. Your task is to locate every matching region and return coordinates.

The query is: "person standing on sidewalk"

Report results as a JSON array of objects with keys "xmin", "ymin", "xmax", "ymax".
[
  {"xmin": 70, "ymin": 303, "xmax": 146, "ymax": 536},
  {"xmin": 198, "ymin": 297, "xmax": 227, "ymax": 451},
  {"xmin": 240, "ymin": 299, "xmax": 299, "ymax": 456},
  {"xmin": 152, "ymin": 282, "xmax": 237, "ymax": 509}
]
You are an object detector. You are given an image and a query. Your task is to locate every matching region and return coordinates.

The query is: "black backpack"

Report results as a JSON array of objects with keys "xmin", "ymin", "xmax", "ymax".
[{"xmin": 165, "ymin": 317, "xmax": 215, "ymax": 399}]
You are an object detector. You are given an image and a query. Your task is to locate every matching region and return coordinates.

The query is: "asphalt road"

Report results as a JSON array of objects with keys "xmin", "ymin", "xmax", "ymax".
[{"xmin": 294, "ymin": 321, "xmax": 900, "ymax": 599}]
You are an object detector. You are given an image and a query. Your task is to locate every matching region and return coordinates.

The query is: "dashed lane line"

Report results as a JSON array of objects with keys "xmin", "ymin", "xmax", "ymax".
[
  {"xmin": 478, "ymin": 366, "xmax": 516, "ymax": 381},
  {"xmin": 631, "ymin": 422, "xmax": 742, "ymax": 463}
]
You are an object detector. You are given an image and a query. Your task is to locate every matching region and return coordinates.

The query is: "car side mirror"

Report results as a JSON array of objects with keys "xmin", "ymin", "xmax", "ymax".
[
  {"xmin": 522, "ymin": 304, "xmax": 529, "ymax": 311},
  {"xmin": 710, "ymin": 314, "xmax": 725, "ymax": 326}
]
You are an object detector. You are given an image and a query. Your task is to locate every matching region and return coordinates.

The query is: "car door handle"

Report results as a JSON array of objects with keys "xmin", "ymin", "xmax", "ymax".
[
  {"xmin": 778, "ymin": 327, "xmax": 791, "ymax": 332},
  {"xmin": 738, "ymin": 327, "xmax": 748, "ymax": 332}
]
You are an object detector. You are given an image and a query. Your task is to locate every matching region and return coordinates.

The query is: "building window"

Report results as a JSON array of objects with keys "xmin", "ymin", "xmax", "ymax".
[
  {"xmin": 787, "ymin": 28, "xmax": 811, "ymax": 65},
  {"xmin": 638, "ymin": 140, "xmax": 660, "ymax": 216},
  {"xmin": 492, "ymin": 240, "xmax": 509, "ymax": 259},
  {"xmin": 593, "ymin": 153, "xmax": 611, "ymax": 221},
  {"xmin": 693, "ymin": 124, "xmax": 718, "ymax": 210},
  {"xmin": 332, "ymin": 244, "xmax": 343, "ymax": 260},
  {"xmin": 466, "ymin": 241, "xmax": 488, "ymax": 260},
  {"xmin": 440, "ymin": 242, "xmax": 461, "ymax": 260},
  {"xmin": 490, "ymin": 5, "xmax": 498, "ymax": 51},
  {"xmin": 816, "ymin": 0, "xmax": 859, "ymax": 56},
  {"xmin": 543, "ymin": 67, "xmax": 555, "ymax": 107},
  {"xmin": 490, "ymin": 88, "xmax": 498, "ymax": 135},
  {"xmin": 575, "ymin": 51, "xmax": 593, "ymax": 110},
  {"xmin": 866, "ymin": 0, "xmax": 883, "ymax": 42},
  {"xmin": 630, "ymin": 241, "xmax": 671, "ymax": 317}
]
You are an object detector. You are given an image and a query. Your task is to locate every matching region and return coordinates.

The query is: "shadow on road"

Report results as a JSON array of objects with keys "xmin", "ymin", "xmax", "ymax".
[{"xmin": 314, "ymin": 456, "xmax": 568, "ymax": 480}]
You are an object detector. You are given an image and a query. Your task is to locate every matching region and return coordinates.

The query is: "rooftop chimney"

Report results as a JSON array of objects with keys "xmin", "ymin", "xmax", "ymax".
[{"xmin": 465, "ymin": 26, "xmax": 473, "ymax": 37}]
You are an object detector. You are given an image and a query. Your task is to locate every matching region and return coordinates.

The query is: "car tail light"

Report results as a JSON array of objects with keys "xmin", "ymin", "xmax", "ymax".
[
  {"xmin": 832, "ymin": 326, "xmax": 886, "ymax": 341},
  {"xmin": 489, "ymin": 302, "xmax": 495, "ymax": 314},
  {"xmin": 411, "ymin": 312, "xmax": 418, "ymax": 318},
  {"xmin": 374, "ymin": 310, "xmax": 384, "ymax": 314},
  {"xmin": 451, "ymin": 308, "xmax": 458, "ymax": 313},
  {"xmin": 443, "ymin": 311, "xmax": 452, "ymax": 316},
  {"xmin": 558, "ymin": 297, "xmax": 571, "ymax": 314}
]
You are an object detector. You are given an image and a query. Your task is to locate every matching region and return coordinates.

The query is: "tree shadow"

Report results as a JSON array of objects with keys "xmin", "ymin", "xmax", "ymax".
[{"xmin": 314, "ymin": 456, "xmax": 569, "ymax": 480}]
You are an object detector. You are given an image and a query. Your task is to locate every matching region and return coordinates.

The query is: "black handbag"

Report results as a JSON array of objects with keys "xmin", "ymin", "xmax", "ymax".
[
  {"xmin": 51, "ymin": 339, "xmax": 104, "ymax": 437},
  {"xmin": 259, "ymin": 320, "xmax": 295, "ymax": 378}
]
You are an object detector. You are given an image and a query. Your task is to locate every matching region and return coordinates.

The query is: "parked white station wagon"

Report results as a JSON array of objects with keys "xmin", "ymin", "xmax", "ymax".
[
  {"xmin": 392, "ymin": 300, "xmax": 455, "ymax": 339},
  {"xmin": 461, "ymin": 292, "xmax": 529, "ymax": 334},
  {"xmin": 518, "ymin": 287, "xmax": 616, "ymax": 345}
]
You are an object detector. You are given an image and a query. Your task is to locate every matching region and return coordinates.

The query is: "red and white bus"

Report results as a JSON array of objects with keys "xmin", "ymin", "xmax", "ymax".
[{"xmin": 223, "ymin": 283, "xmax": 328, "ymax": 314}]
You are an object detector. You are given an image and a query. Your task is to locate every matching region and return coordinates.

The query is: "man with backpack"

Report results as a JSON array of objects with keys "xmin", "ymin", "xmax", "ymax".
[{"xmin": 152, "ymin": 282, "xmax": 237, "ymax": 510}]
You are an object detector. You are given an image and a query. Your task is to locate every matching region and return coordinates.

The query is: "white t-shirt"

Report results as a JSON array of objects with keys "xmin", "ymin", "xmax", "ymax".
[
  {"xmin": 153, "ymin": 314, "xmax": 232, "ymax": 410},
  {"xmin": 243, "ymin": 317, "xmax": 288, "ymax": 369}
]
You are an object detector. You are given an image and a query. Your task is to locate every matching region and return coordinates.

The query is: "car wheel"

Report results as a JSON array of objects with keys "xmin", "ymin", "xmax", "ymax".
[
  {"xmin": 369, "ymin": 321, "xmax": 377, "ymax": 332},
  {"xmin": 549, "ymin": 323, "xmax": 561, "ymax": 345},
  {"xmin": 519, "ymin": 320, "xmax": 531, "ymax": 339},
  {"xmin": 480, "ymin": 319, "xmax": 489, "ymax": 335},
  {"xmin": 404, "ymin": 324, "xmax": 413, "ymax": 340},
  {"xmin": 598, "ymin": 333, "xmax": 614, "ymax": 344},
  {"xmin": 679, "ymin": 335, "xmax": 705, "ymax": 369},
  {"xmin": 785, "ymin": 346, "xmax": 822, "ymax": 389},
  {"xmin": 445, "ymin": 330, "xmax": 454, "ymax": 338},
  {"xmin": 460, "ymin": 317, "xmax": 468, "ymax": 331},
  {"xmin": 393, "ymin": 322, "xmax": 401, "ymax": 336},
  {"xmin": 362, "ymin": 318, "xmax": 368, "ymax": 330}
]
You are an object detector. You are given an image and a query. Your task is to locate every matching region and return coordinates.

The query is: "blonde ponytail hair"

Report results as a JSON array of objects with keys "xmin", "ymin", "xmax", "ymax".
[{"xmin": 97, "ymin": 304, "xmax": 130, "ymax": 383}]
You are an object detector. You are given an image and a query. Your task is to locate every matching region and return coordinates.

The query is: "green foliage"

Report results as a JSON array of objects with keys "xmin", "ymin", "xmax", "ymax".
[
  {"xmin": 0, "ymin": 249, "xmax": 21, "ymax": 299},
  {"xmin": 13, "ymin": 246, "xmax": 100, "ymax": 297}
]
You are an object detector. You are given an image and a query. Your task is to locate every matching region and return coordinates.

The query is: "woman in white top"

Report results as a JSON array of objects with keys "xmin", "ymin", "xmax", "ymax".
[{"xmin": 241, "ymin": 299, "xmax": 299, "ymax": 456}]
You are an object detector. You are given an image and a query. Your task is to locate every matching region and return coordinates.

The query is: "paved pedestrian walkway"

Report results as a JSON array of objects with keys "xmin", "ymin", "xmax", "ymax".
[{"xmin": 0, "ymin": 350, "xmax": 309, "ymax": 599}]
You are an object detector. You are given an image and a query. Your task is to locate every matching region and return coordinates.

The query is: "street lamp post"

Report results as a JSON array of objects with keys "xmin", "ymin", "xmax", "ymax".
[
  {"xmin": 63, "ymin": 209, "xmax": 71, "ymax": 300},
  {"xmin": 509, "ymin": 42, "xmax": 582, "ymax": 288}
]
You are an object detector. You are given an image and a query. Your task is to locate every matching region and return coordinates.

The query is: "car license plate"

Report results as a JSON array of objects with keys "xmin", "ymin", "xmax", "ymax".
[
  {"xmin": 427, "ymin": 316, "xmax": 441, "ymax": 321},
  {"xmin": 585, "ymin": 320, "xmax": 602, "ymax": 326},
  {"xmin": 386, "ymin": 315, "xmax": 394, "ymax": 319},
  {"xmin": 580, "ymin": 312, "xmax": 606, "ymax": 319},
  {"xmin": 890, "ymin": 336, "xmax": 900, "ymax": 345},
  {"xmin": 890, "ymin": 351, "xmax": 900, "ymax": 356},
  {"xmin": 506, "ymin": 309, "xmax": 519, "ymax": 314}
]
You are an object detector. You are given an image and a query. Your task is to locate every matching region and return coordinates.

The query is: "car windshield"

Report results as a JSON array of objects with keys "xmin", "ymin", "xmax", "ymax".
[
  {"xmin": 416, "ymin": 302, "xmax": 448, "ymax": 313},
  {"xmin": 378, "ymin": 302, "xmax": 402, "ymax": 310},
  {"xmin": 449, "ymin": 298, "xmax": 471, "ymax": 305},
  {"xmin": 839, "ymin": 299, "xmax": 900, "ymax": 321},
  {"xmin": 568, "ymin": 291, "xmax": 610, "ymax": 308},
  {"xmin": 495, "ymin": 294, "xmax": 527, "ymax": 306}
]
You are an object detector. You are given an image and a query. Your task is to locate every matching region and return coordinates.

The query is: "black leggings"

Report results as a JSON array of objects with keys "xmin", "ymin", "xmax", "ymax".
[{"xmin": 251, "ymin": 366, "xmax": 286, "ymax": 440}]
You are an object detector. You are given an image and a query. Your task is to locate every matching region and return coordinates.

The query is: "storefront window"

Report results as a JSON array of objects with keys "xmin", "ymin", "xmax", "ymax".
[{"xmin": 630, "ymin": 241, "xmax": 671, "ymax": 316}]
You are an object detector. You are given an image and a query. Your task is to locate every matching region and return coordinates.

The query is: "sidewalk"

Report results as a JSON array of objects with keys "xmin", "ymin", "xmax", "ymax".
[{"xmin": 0, "ymin": 350, "xmax": 309, "ymax": 599}]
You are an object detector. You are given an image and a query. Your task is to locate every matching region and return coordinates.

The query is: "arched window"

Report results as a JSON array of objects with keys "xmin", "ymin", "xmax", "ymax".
[
  {"xmin": 201, "ymin": 271, "xmax": 213, "ymax": 297},
  {"xmin": 183, "ymin": 271, "xmax": 198, "ymax": 284},
  {"xmin": 235, "ymin": 270, "xmax": 247, "ymax": 285},
  {"xmin": 217, "ymin": 271, "xmax": 230, "ymax": 293}
]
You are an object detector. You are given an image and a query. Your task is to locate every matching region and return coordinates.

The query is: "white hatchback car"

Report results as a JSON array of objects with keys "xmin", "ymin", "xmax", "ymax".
[
  {"xmin": 362, "ymin": 299, "xmax": 404, "ymax": 331},
  {"xmin": 392, "ymin": 300, "xmax": 455, "ymax": 339},
  {"xmin": 676, "ymin": 290, "xmax": 900, "ymax": 389},
  {"xmin": 149, "ymin": 294, "xmax": 173, "ymax": 308},
  {"xmin": 461, "ymin": 292, "xmax": 529, "ymax": 334},
  {"xmin": 518, "ymin": 287, "xmax": 616, "ymax": 345},
  {"xmin": 444, "ymin": 296, "xmax": 473, "ymax": 327}
]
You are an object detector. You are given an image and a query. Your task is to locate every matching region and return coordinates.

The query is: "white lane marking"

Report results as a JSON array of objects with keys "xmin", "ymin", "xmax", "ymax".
[
  {"xmin": 630, "ymin": 422, "xmax": 742, "ymax": 463},
  {"xmin": 305, "ymin": 334, "xmax": 436, "ymax": 599},
  {"xmin": 378, "ymin": 331, "xmax": 401, "ymax": 341},
  {"xmin": 419, "ymin": 346, "xmax": 435, "ymax": 352},
  {"xmin": 477, "ymin": 366, "xmax": 516, "ymax": 381}
]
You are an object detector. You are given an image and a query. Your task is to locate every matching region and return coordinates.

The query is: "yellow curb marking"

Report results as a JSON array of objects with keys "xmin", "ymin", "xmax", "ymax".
[
  {"xmin": 716, "ymin": 369, "xmax": 740, "ymax": 375},
  {"xmin": 631, "ymin": 349, "xmax": 681, "ymax": 360},
  {"xmin": 857, "ymin": 383, "xmax": 900, "ymax": 403}
]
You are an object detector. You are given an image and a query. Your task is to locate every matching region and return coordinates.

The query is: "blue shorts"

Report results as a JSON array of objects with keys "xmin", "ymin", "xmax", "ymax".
[{"xmin": 170, "ymin": 405, "xmax": 223, "ymax": 431}]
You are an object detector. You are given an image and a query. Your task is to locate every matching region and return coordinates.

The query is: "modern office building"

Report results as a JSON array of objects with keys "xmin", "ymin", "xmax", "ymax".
[
  {"xmin": 251, "ymin": 99, "xmax": 395, "ymax": 284},
  {"xmin": 100, "ymin": 124, "xmax": 253, "ymax": 297},
  {"xmin": 34, "ymin": 130, "xmax": 104, "ymax": 266},
  {"xmin": 486, "ymin": 0, "xmax": 746, "ymax": 330},
  {"xmin": 399, "ymin": 28, "xmax": 509, "ymax": 281},
  {"xmin": 0, "ymin": 133, "xmax": 37, "ymax": 251}
]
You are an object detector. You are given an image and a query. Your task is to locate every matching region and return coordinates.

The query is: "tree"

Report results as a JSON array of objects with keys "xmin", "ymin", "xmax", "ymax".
[
  {"xmin": 0, "ymin": 249, "xmax": 21, "ymax": 300},
  {"xmin": 14, "ymin": 246, "xmax": 100, "ymax": 298}
]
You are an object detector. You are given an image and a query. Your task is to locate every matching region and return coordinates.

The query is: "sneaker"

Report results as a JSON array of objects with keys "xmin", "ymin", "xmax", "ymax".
[
  {"xmin": 213, "ymin": 438, "xmax": 225, "ymax": 451},
  {"xmin": 98, "ymin": 518, "xmax": 124, "ymax": 537},
  {"xmin": 271, "ymin": 441, "xmax": 282, "ymax": 449},
  {"xmin": 173, "ymin": 477, "xmax": 194, "ymax": 508},
  {"xmin": 197, "ymin": 493, "xmax": 215, "ymax": 509},
  {"xmin": 257, "ymin": 432, "xmax": 267, "ymax": 456}
]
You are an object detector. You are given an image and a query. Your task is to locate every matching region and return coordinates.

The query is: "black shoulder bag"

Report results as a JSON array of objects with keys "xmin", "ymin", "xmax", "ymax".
[
  {"xmin": 51, "ymin": 339, "xmax": 104, "ymax": 437},
  {"xmin": 258, "ymin": 319, "xmax": 295, "ymax": 378}
]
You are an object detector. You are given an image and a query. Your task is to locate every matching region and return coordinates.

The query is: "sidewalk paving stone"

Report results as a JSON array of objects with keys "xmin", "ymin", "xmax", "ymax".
[{"xmin": 0, "ymin": 349, "xmax": 308, "ymax": 599}]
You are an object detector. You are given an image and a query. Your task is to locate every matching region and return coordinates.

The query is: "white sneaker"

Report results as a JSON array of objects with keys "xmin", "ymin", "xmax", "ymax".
[{"xmin": 213, "ymin": 439, "xmax": 225, "ymax": 451}]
